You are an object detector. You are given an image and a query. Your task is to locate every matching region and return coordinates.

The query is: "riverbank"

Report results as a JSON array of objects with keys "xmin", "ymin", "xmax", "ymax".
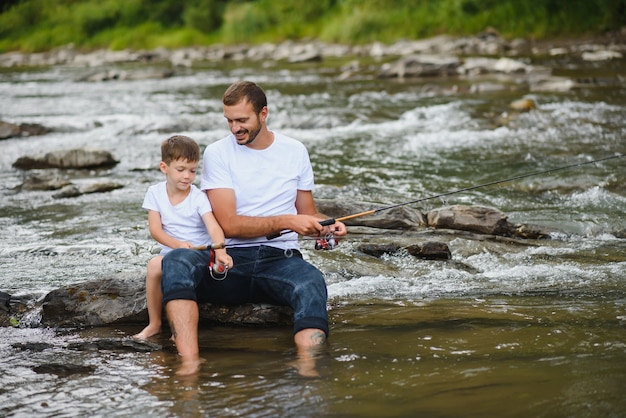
[{"xmin": 1, "ymin": 31, "xmax": 624, "ymax": 69}]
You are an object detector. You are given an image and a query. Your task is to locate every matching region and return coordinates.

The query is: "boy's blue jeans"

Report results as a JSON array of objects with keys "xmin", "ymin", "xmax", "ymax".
[{"xmin": 161, "ymin": 245, "xmax": 329, "ymax": 336}]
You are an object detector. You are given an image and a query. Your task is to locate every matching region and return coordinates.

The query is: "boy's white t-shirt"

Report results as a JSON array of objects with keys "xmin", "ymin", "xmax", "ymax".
[
  {"xmin": 201, "ymin": 131, "xmax": 315, "ymax": 250},
  {"xmin": 142, "ymin": 182, "xmax": 213, "ymax": 254}
]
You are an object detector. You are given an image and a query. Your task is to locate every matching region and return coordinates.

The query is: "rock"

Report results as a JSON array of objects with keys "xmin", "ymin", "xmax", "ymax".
[
  {"xmin": 357, "ymin": 243, "xmax": 402, "ymax": 257},
  {"xmin": 530, "ymin": 76, "xmax": 576, "ymax": 92},
  {"xmin": 612, "ymin": 229, "xmax": 626, "ymax": 239},
  {"xmin": 78, "ymin": 68, "xmax": 174, "ymax": 82},
  {"xmin": 315, "ymin": 199, "xmax": 425, "ymax": 230},
  {"xmin": 356, "ymin": 241, "xmax": 451, "ymax": 260},
  {"xmin": 12, "ymin": 342, "xmax": 55, "ymax": 351},
  {"xmin": 288, "ymin": 50, "xmax": 322, "ymax": 63},
  {"xmin": 32, "ymin": 364, "xmax": 97, "ymax": 376},
  {"xmin": 0, "ymin": 121, "xmax": 50, "ymax": 139},
  {"xmin": 35, "ymin": 271, "xmax": 293, "ymax": 328},
  {"xmin": 510, "ymin": 224, "xmax": 551, "ymax": 239},
  {"xmin": 20, "ymin": 173, "xmax": 72, "ymax": 191},
  {"xmin": 427, "ymin": 205, "xmax": 512, "ymax": 236},
  {"xmin": 52, "ymin": 185, "xmax": 81, "ymax": 198},
  {"xmin": 378, "ymin": 54, "xmax": 461, "ymax": 78},
  {"xmin": 458, "ymin": 57, "xmax": 530, "ymax": 75},
  {"xmin": 40, "ymin": 273, "xmax": 149, "ymax": 327},
  {"xmin": 510, "ymin": 98, "xmax": 536, "ymax": 111},
  {"xmin": 406, "ymin": 241, "xmax": 451, "ymax": 260},
  {"xmin": 0, "ymin": 121, "xmax": 21, "ymax": 139},
  {"xmin": 1, "ymin": 290, "xmax": 13, "ymax": 312},
  {"xmin": 493, "ymin": 57, "xmax": 530, "ymax": 73},
  {"xmin": 13, "ymin": 148, "xmax": 119, "ymax": 170},
  {"xmin": 198, "ymin": 303, "xmax": 293, "ymax": 326},
  {"xmin": 66, "ymin": 338, "xmax": 162, "ymax": 352},
  {"xmin": 582, "ymin": 50, "xmax": 622, "ymax": 61},
  {"xmin": 79, "ymin": 181, "xmax": 124, "ymax": 194}
]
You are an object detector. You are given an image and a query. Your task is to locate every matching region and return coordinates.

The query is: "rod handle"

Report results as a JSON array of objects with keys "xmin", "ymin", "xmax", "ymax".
[{"xmin": 266, "ymin": 218, "xmax": 336, "ymax": 240}]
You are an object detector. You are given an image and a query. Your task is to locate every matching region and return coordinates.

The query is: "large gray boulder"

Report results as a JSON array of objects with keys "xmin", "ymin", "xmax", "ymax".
[
  {"xmin": 37, "ymin": 271, "xmax": 293, "ymax": 328},
  {"xmin": 13, "ymin": 148, "xmax": 119, "ymax": 170},
  {"xmin": 426, "ymin": 205, "xmax": 511, "ymax": 236}
]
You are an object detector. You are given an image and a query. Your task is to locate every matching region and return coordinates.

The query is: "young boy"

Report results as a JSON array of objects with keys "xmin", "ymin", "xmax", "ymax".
[{"xmin": 133, "ymin": 135, "xmax": 232, "ymax": 339}]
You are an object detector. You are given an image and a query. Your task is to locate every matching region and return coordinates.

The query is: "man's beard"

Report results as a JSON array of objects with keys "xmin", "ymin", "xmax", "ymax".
[{"xmin": 237, "ymin": 122, "xmax": 262, "ymax": 146}]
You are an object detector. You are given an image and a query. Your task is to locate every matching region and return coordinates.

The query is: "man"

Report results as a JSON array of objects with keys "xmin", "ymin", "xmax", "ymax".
[{"xmin": 160, "ymin": 81, "xmax": 347, "ymax": 375}]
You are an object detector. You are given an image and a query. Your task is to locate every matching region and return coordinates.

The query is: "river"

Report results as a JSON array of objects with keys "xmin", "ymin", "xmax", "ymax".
[{"xmin": 0, "ymin": 51, "xmax": 625, "ymax": 417}]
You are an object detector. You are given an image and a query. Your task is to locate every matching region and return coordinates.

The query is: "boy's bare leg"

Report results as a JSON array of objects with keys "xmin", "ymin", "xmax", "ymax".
[
  {"xmin": 166, "ymin": 299, "xmax": 203, "ymax": 375},
  {"xmin": 133, "ymin": 256, "xmax": 163, "ymax": 339}
]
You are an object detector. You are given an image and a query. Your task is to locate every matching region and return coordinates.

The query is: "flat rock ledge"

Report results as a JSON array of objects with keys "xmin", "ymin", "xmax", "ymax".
[{"xmin": 0, "ymin": 271, "xmax": 293, "ymax": 329}]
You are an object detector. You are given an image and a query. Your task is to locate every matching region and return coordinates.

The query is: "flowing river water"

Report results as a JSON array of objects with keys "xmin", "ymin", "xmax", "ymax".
[{"xmin": 1, "ymin": 52, "xmax": 625, "ymax": 417}]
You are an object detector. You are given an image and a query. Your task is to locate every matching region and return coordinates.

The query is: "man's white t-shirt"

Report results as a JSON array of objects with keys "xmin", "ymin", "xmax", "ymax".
[
  {"xmin": 201, "ymin": 131, "xmax": 315, "ymax": 250},
  {"xmin": 142, "ymin": 182, "xmax": 213, "ymax": 254}
]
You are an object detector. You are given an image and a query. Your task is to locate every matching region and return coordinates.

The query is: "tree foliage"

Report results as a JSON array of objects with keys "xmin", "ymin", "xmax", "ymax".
[{"xmin": 0, "ymin": 0, "xmax": 623, "ymax": 52}]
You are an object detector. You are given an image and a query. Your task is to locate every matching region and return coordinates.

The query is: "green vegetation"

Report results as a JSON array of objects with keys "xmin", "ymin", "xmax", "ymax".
[{"xmin": 1, "ymin": 0, "xmax": 624, "ymax": 52}]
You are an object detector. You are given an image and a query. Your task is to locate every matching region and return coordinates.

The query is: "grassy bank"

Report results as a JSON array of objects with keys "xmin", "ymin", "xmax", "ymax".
[{"xmin": 1, "ymin": 0, "xmax": 624, "ymax": 53}]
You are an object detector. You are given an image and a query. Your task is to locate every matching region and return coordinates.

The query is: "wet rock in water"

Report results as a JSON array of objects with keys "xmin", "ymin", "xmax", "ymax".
[
  {"xmin": 378, "ymin": 54, "xmax": 461, "ymax": 78},
  {"xmin": 12, "ymin": 342, "xmax": 55, "ymax": 351},
  {"xmin": 509, "ymin": 98, "xmax": 536, "ymax": 111},
  {"xmin": 0, "ymin": 120, "xmax": 50, "ymax": 139},
  {"xmin": 581, "ymin": 50, "xmax": 622, "ymax": 61},
  {"xmin": 32, "ymin": 363, "xmax": 97, "ymax": 376},
  {"xmin": 79, "ymin": 181, "xmax": 124, "ymax": 194},
  {"xmin": 357, "ymin": 243, "xmax": 402, "ymax": 257},
  {"xmin": 52, "ymin": 185, "xmax": 82, "ymax": 198},
  {"xmin": 78, "ymin": 68, "xmax": 175, "ymax": 82},
  {"xmin": 406, "ymin": 241, "xmax": 452, "ymax": 260},
  {"xmin": 12, "ymin": 148, "xmax": 119, "ymax": 170},
  {"xmin": 37, "ymin": 271, "xmax": 293, "ymax": 328},
  {"xmin": 427, "ymin": 205, "xmax": 512, "ymax": 236},
  {"xmin": 0, "ymin": 291, "xmax": 11, "ymax": 312},
  {"xmin": 357, "ymin": 241, "xmax": 451, "ymax": 260},
  {"xmin": 52, "ymin": 181, "xmax": 124, "ymax": 198},
  {"xmin": 40, "ymin": 273, "xmax": 149, "ymax": 327},
  {"xmin": 198, "ymin": 304, "xmax": 293, "ymax": 327},
  {"xmin": 315, "ymin": 199, "xmax": 425, "ymax": 230},
  {"xmin": 510, "ymin": 223, "xmax": 551, "ymax": 239},
  {"xmin": 66, "ymin": 338, "xmax": 162, "ymax": 352},
  {"xmin": 0, "ymin": 291, "xmax": 32, "ymax": 327},
  {"xmin": 613, "ymin": 229, "xmax": 626, "ymax": 239},
  {"xmin": 19, "ymin": 173, "xmax": 72, "ymax": 191}
]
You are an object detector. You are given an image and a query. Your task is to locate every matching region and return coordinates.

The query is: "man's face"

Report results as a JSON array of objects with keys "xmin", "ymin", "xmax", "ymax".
[{"xmin": 223, "ymin": 99, "xmax": 266, "ymax": 146}]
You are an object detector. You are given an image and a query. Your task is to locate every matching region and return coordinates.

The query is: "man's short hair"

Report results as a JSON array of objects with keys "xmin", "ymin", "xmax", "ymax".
[{"xmin": 223, "ymin": 81, "xmax": 268, "ymax": 114}]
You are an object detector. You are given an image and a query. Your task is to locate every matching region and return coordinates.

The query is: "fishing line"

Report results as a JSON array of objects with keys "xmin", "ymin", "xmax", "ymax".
[{"xmin": 269, "ymin": 153, "xmax": 624, "ymax": 239}]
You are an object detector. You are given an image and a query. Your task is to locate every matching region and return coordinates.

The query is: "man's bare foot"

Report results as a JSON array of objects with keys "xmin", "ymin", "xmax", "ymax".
[
  {"xmin": 289, "ymin": 356, "xmax": 320, "ymax": 378},
  {"xmin": 176, "ymin": 356, "xmax": 204, "ymax": 376},
  {"xmin": 132, "ymin": 324, "xmax": 161, "ymax": 340}
]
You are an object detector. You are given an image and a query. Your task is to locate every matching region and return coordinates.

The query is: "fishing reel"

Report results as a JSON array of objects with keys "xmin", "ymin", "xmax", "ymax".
[
  {"xmin": 315, "ymin": 233, "xmax": 339, "ymax": 250},
  {"xmin": 208, "ymin": 248, "xmax": 228, "ymax": 280}
]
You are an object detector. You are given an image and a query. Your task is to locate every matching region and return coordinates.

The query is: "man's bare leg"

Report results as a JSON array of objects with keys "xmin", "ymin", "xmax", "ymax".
[
  {"xmin": 166, "ymin": 299, "xmax": 202, "ymax": 376},
  {"xmin": 293, "ymin": 328, "xmax": 326, "ymax": 377}
]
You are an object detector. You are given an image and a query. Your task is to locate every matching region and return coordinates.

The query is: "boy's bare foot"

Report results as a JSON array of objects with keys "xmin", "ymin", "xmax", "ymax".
[{"xmin": 132, "ymin": 324, "xmax": 161, "ymax": 340}]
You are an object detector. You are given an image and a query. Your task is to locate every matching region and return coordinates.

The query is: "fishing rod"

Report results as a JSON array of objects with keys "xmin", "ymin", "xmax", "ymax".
[{"xmin": 268, "ymin": 153, "xmax": 624, "ymax": 239}]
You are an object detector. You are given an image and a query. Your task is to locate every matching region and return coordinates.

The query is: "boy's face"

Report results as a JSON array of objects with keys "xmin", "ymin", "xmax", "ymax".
[{"xmin": 160, "ymin": 158, "xmax": 198, "ymax": 192}]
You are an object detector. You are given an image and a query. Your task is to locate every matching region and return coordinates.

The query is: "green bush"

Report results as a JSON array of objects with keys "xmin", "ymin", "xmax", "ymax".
[{"xmin": 0, "ymin": 0, "xmax": 624, "ymax": 52}]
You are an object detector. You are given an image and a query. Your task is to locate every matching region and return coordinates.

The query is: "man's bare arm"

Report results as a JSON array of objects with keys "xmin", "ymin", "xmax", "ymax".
[{"xmin": 207, "ymin": 188, "xmax": 328, "ymax": 238}]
